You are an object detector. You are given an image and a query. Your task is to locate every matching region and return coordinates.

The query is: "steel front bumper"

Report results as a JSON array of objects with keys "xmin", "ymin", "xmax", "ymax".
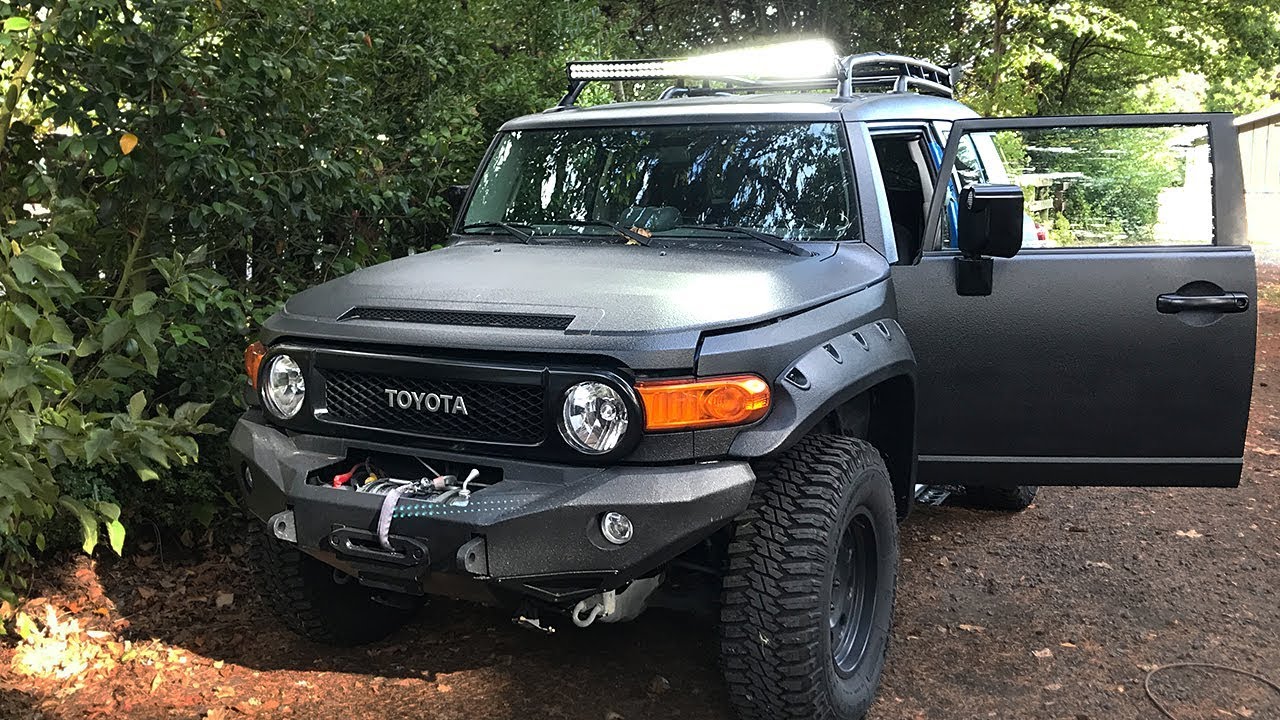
[{"xmin": 231, "ymin": 416, "xmax": 755, "ymax": 603}]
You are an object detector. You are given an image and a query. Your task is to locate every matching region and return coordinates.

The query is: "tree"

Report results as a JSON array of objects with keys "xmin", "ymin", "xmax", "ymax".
[{"xmin": 608, "ymin": 0, "xmax": 1280, "ymax": 116}]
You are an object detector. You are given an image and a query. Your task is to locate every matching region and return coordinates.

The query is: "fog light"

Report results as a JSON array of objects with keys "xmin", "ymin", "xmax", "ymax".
[{"xmin": 600, "ymin": 511, "xmax": 633, "ymax": 545}]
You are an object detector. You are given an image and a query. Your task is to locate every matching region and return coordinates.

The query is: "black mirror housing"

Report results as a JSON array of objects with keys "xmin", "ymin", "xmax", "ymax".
[
  {"xmin": 957, "ymin": 184, "xmax": 1023, "ymax": 259},
  {"xmin": 444, "ymin": 184, "xmax": 469, "ymax": 222},
  {"xmin": 954, "ymin": 184, "xmax": 1024, "ymax": 297}
]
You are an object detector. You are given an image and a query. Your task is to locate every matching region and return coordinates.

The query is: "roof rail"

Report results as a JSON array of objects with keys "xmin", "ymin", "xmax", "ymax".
[{"xmin": 554, "ymin": 45, "xmax": 953, "ymax": 108}]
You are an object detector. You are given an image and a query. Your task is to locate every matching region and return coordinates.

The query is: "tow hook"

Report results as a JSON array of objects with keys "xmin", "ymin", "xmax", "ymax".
[
  {"xmin": 571, "ymin": 595, "xmax": 609, "ymax": 627},
  {"xmin": 569, "ymin": 575, "xmax": 663, "ymax": 628}
]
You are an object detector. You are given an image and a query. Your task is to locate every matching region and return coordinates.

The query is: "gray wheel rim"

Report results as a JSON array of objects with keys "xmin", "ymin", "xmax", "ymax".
[{"xmin": 829, "ymin": 506, "xmax": 879, "ymax": 677}]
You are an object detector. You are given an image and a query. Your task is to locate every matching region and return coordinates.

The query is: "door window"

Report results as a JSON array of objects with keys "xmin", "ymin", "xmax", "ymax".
[
  {"xmin": 871, "ymin": 129, "xmax": 1001, "ymax": 257},
  {"xmin": 938, "ymin": 123, "xmax": 1217, "ymax": 249},
  {"xmin": 936, "ymin": 126, "xmax": 1010, "ymax": 184}
]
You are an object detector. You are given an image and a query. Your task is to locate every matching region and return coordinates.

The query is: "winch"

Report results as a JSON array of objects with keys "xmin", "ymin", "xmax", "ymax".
[{"xmin": 328, "ymin": 457, "xmax": 486, "ymax": 550}]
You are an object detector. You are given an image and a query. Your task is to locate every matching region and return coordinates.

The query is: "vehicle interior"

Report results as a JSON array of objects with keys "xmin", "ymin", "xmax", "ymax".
[{"xmin": 871, "ymin": 132, "xmax": 934, "ymax": 263}]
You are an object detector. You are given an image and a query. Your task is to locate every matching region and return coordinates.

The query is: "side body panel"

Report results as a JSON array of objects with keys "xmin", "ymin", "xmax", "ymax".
[{"xmin": 894, "ymin": 246, "xmax": 1255, "ymax": 486}]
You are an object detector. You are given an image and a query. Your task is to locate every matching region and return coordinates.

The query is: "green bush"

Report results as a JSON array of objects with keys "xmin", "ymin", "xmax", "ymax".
[
  {"xmin": 0, "ymin": 0, "xmax": 626, "ymax": 605},
  {"xmin": 0, "ymin": 218, "xmax": 218, "ymax": 601}
]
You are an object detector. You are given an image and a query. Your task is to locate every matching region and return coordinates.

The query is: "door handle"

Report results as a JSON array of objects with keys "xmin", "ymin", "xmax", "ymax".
[{"xmin": 1156, "ymin": 291, "xmax": 1250, "ymax": 314}]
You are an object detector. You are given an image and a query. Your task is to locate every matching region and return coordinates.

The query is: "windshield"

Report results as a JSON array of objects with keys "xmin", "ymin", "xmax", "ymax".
[{"xmin": 462, "ymin": 122, "xmax": 857, "ymax": 243}]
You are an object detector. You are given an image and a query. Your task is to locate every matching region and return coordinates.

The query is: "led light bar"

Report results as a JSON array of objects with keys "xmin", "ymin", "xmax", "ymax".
[
  {"xmin": 556, "ymin": 44, "xmax": 954, "ymax": 107},
  {"xmin": 568, "ymin": 61, "xmax": 688, "ymax": 81},
  {"xmin": 567, "ymin": 39, "xmax": 842, "ymax": 84}
]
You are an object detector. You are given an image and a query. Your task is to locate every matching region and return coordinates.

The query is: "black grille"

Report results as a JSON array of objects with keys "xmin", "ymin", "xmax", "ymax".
[
  {"xmin": 342, "ymin": 307, "xmax": 574, "ymax": 331},
  {"xmin": 321, "ymin": 370, "xmax": 545, "ymax": 444}
]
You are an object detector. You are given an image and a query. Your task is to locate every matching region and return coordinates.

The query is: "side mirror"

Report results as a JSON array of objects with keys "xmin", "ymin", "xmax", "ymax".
[
  {"xmin": 443, "ymin": 184, "xmax": 469, "ymax": 223},
  {"xmin": 955, "ymin": 184, "xmax": 1024, "ymax": 296}
]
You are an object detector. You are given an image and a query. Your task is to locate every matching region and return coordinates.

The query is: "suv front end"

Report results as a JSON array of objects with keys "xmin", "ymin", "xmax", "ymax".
[{"xmin": 234, "ymin": 341, "xmax": 763, "ymax": 613}]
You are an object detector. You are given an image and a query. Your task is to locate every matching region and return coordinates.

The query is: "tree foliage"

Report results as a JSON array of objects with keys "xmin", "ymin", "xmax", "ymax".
[
  {"xmin": 0, "ymin": 0, "xmax": 623, "ymax": 604},
  {"xmin": 609, "ymin": 0, "xmax": 1280, "ymax": 116}
]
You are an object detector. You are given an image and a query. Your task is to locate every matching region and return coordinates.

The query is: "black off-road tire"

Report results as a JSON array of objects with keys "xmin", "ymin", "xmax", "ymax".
[
  {"xmin": 961, "ymin": 485, "xmax": 1038, "ymax": 512},
  {"xmin": 720, "ymin": 434, "xmax": 898, "ymax": 720},
  {"xmin": 250, "ymin": 523, "xmax": 421, "ymax": 646}
]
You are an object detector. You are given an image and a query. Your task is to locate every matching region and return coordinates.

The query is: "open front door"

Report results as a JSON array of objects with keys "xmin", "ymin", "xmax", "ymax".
[{"xmin": 892, "ymin": 113, "xmax": 1256, "ymax": 487}]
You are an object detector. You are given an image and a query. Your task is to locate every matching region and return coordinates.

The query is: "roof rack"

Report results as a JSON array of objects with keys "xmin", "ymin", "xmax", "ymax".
[
  {"xmin": 840, "ymin": 53, "xmax": 953, "ymax": 98},
  {"xmin": 554, "ymin": 47, "xmax": 954, "ymax": 108}
]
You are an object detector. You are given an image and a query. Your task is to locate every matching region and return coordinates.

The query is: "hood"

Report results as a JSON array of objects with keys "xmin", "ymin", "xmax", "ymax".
[{"xmin": 264, "ymin": 241, "xmax": 888, "ymax": 368}]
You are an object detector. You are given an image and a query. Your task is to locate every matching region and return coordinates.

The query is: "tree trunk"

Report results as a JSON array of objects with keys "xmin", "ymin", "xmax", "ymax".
[{"xmin": 984, "ymin": 0, "xmax": 1010, "ymax": 115}]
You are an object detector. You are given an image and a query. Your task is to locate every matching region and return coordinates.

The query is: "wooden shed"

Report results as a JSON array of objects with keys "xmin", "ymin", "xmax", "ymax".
[{"xmin": 1237, "ymin": 103, "xmax": 1280, "ymax": 254}]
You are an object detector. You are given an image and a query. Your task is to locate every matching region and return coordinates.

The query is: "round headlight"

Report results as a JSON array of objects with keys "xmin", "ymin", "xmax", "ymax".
[
  {"xmin": 560, "ymin": 381, "xmax": 629, "ymax": 454},
  {"xmin": 262, "ymin": 354, "xmax": 306, "ymax": 419}
]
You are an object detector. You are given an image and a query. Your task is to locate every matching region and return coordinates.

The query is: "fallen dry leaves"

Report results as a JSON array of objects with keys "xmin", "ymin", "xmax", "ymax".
[{"xmin": 1, "ymin": 547, "xmax": 259, "ymax": 718}]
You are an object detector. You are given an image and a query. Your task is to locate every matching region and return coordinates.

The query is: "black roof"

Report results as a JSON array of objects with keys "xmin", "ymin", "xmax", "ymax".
[{"xmin": 502, "ymin": 92, "xmax": 978, "ymax": 132}]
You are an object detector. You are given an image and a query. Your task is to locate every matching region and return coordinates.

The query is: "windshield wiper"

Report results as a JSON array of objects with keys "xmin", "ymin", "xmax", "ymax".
[
  {"xmin": 549, "ymin": 218, "xmax": 651, "ymax": 246},
  {"xmin": 459, "ymin": 221, "xmax": 537, "ymax": 244},
  {"xmin": 671, "ymin": 225, "xmax": 810, "ymax": 256}
]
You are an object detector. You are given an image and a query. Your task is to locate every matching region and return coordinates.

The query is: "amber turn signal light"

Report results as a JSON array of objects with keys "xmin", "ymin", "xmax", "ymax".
[
  {"xmin": 244, "ymin": 341, "xmax": 265, "ymax": 390},
  {"xmin": 636, "ymin": 374, "xmax": 771, "ymax": 431}
]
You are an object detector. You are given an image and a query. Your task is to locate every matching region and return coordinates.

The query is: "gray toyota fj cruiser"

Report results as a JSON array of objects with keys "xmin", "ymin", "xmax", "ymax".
[{"xmin": 232, "ymin": 43, "xmax": 1256, "ymax": 720}]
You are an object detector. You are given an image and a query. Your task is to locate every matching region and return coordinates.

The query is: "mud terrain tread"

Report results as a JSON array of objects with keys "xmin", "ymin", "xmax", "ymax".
[
  {"xmin": 720, "ymin": 434, "xmax": 896, "ymax": 720},
  {"xmin": 250, "ymin": 524, "xmax": 416, "ymax": 646}
]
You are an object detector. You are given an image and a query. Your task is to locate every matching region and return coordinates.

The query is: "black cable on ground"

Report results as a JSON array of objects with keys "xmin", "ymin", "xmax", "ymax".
[{"xmin": 1145, "ymin": 662, "xmax": 1280, "ymax": 720}]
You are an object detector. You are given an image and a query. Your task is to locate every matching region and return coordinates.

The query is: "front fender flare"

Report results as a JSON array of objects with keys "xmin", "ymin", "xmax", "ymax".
[{"xmin": 729, "ymin": 318, "xmax": 916, "ymax": 458}]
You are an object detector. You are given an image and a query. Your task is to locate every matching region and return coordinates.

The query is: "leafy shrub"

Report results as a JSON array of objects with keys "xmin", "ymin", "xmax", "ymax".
[
  {"xmin": 0, "ymin": 217, "xmax": 217, "ymax": 602},
  {"xmin": 0, "ymin": 0, "xmax": 626, "ymax": 605}
]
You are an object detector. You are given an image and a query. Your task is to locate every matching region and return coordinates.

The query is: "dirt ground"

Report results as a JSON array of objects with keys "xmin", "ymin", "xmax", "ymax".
[{"xmin": 2, "ymin": 267, "xmax": 1278, "ymax": 720}]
